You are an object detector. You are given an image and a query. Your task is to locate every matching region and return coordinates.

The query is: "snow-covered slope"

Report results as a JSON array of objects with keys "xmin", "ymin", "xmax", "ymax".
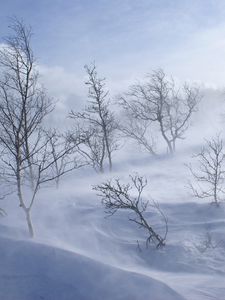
[
  {"xmin": 0, "ymin": 234, "xmax": 186, "ymax": 300},
  {"xmin": 1, "ymin": 127, "xmax": 225, "ymax": 299}
]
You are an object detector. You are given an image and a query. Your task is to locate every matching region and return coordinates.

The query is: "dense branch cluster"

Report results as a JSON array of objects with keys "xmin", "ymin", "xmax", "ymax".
[{"xmin": 119, "ymin": 69, "xmax": 200, "ymax": 154}]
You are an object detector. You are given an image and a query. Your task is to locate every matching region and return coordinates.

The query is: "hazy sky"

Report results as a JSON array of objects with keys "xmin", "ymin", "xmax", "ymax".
[{"xmin": 1, "ymin": 0, "xmax": 225, "ymax": 96}]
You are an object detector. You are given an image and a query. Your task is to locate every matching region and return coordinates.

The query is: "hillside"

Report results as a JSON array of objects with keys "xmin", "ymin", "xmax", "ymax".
[{"xmin": 1, "ymin": 150, "xmax": 225, "ymax": 300}]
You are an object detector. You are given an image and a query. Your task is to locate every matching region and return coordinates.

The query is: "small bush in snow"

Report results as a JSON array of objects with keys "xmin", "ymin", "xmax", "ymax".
[{"xmin": 94, "ymin": 174, "xmax": 168, "ymax": 248}]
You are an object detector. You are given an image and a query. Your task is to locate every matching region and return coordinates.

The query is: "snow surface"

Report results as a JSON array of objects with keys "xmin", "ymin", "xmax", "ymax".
[
  {"xmin": 1, "ymin": 89, "xmax": 225, "ymax": 300},
  {"xmin": 0, "ymin": 235, "xmax": 186, "ymax": 300}
]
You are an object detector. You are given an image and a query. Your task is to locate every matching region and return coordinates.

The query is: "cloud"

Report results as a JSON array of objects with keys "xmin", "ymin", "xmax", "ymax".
[
  {"xmin": 37, "ymin": 65, "xmax": 87, "ymax": 127},
  {"xmin": 163, "ymin": 22, "xmax": 225, "ymax": 88},
  {"xmin": 38, "ymin": 65, "xmax": 85, "ymax": 103},
  {"xmin": 2, "ymin": 1, "xmax": 225, "ymax": 90}
]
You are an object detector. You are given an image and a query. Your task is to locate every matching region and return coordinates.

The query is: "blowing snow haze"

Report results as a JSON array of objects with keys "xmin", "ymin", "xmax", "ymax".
[{"xmin": 0, "ymin": 1, "xmax": 225, "ymax": 300}]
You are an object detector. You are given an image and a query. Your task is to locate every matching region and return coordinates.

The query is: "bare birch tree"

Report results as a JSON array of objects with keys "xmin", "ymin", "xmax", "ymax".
[
  {"xmin": 0, "ymin": 18, "xmax": 83, "ymax": 237},
  {"xmin": 69, "ymin": 63, "xmax": 118, "ymax": 172},
  {"xmin": 119, "ymin": 69, "xmax": 200, "ymax": 154},
  {"xmin": 188, "ymin": 136, "xmax": 225, "ymax": 206},
  {"xmin": 94, "ymin": 174, "xmax": 168, "ymax": 248}
]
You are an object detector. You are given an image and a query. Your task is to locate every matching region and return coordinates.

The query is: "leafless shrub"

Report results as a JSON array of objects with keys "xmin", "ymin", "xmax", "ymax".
[
  {"xmin": 93, "ymin": 174, "xmax": 168, "ymax": 248},
  {"xmin": 194, "ymin": 231, "xmax": 224, "ymax": 253},
  {"xmin": 188, "ymin": 136, "xmax": 225, "ymax": 206}
]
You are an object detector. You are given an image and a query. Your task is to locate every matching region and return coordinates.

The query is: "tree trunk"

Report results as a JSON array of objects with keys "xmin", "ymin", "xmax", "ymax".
[
  {"xmin": 25, "ymin": 209, "xmax": 34, "ymax": 237},
  {"xmin": 99, "ymin": 136, "xmax": 105, "ymax": 173},
  {"xmin": 103, "ymin": 127, "xmax": 112, "ymax": 172},
  {"xmin": 158, "ymin": 118, "xmax": 173, "ymax": 154},
  {"xmin": 16, "ymin": 158, "xmax": 34, "ymax": 238}
]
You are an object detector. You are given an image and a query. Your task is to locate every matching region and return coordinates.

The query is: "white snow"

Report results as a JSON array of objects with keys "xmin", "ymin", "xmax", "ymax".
[{"xmin": 0, "ymin": 90, "xmax": 225, "ymax": 300}]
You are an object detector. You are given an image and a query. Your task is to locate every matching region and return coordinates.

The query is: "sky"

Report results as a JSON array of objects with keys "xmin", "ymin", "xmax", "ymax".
[{"xmin": 0, "ymin": 0, "xmax": 225, "ymax": 104}]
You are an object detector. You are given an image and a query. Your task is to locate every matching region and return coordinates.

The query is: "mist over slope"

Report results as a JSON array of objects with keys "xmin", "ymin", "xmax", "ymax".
[{"xmin": 0, "ymin": 85, "xmax": 225, "ymax": 300}]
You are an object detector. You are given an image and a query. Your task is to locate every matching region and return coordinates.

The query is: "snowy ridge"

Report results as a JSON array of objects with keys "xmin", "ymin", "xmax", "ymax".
[
  {"xmin": 0, "ymin": 233, "xmax": 185, "ymax": 300},
  {"xmin": 1, "ymin": 147, "xmax": 225, "ymax": 299}
]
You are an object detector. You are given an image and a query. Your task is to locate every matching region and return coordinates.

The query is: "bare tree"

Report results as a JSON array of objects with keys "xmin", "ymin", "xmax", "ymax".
[
  {"xmin": 69, "ymin": 125, "xmax": 106, "ymax": 173},
  {"xmin": 0, "ymin": 19, "xmax": 83, "ymax": 237},
  {"xmin": 94, "ymin": 174, "xmax": 168, "ymax": 248},
  {"xmin": 188, "ymin": 136, "xmax": 225, "ymax": 206},
  {"xmin": 47, "ymin": 129, "xmax": 83, "ymax": 187},
  {"xmin": 119, "ymin": 69, "xmax": 200, "ymax": 154},
  {"xmin": 0, "ymin": 18, "xmax": 54, "ymax": 189},
  {"xmin": 69, "ymin": 63, "xmax": 118, "ymax": 172}
]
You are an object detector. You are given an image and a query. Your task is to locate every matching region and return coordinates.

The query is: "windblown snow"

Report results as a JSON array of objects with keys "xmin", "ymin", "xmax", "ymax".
[{"xmin": 0, "ymin": 89, "xmax": 225, "ymax": 300}]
